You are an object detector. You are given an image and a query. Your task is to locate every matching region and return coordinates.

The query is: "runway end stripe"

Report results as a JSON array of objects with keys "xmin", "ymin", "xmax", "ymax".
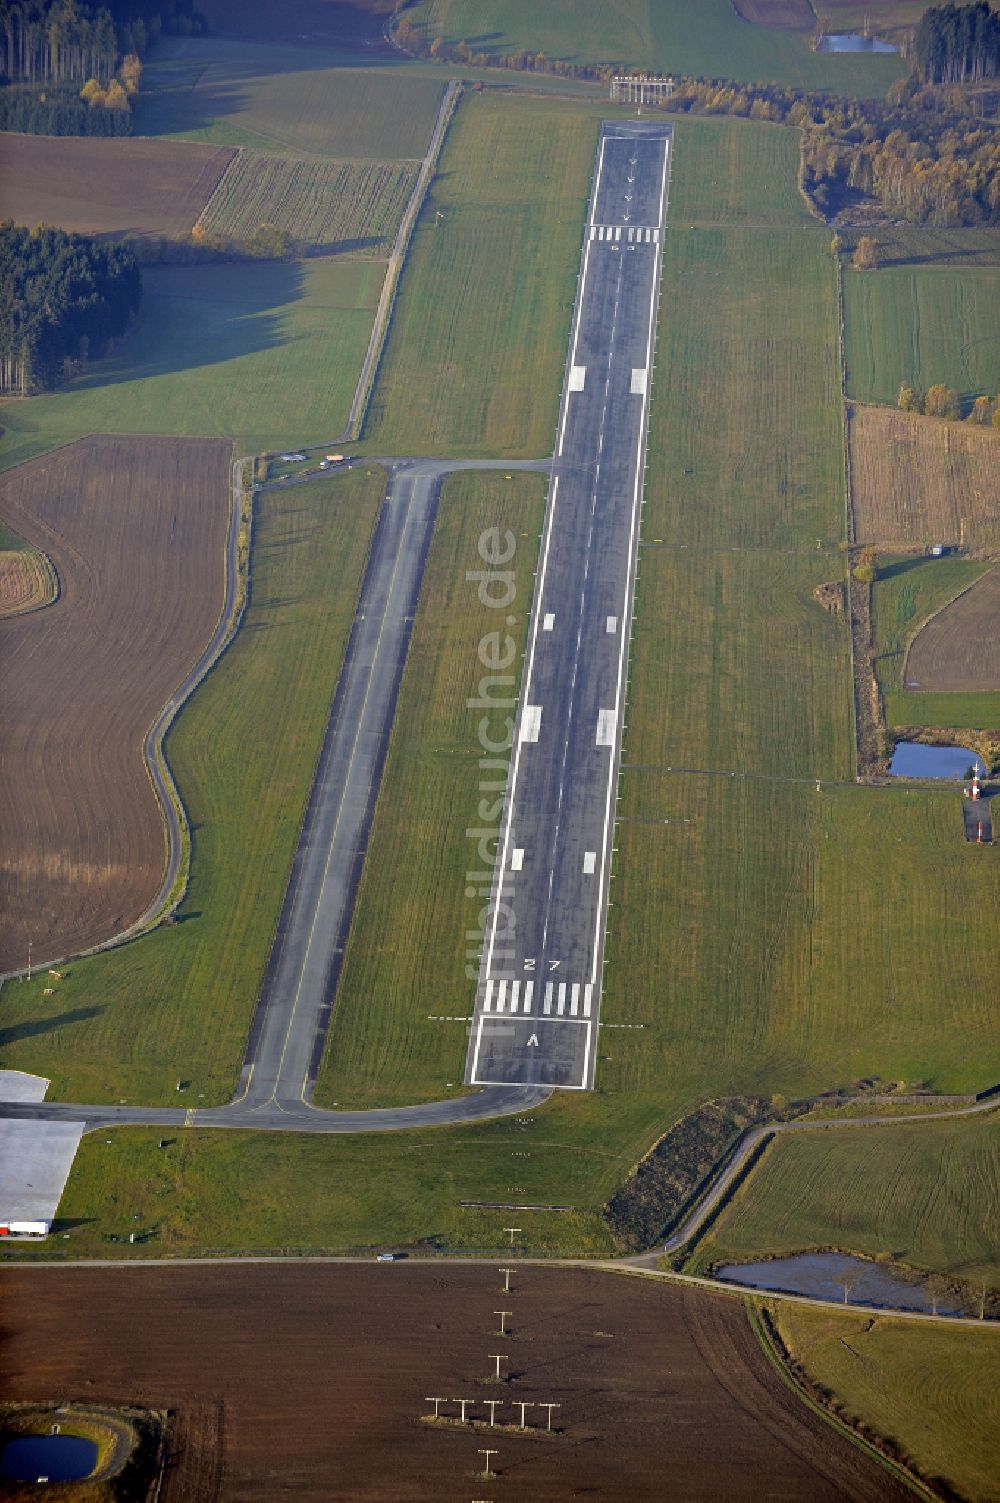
[
  {"xmin": 521, "ymin": 705, "xmax": 542, "ymax": 742},
  {"xmin": 569, "ymin": 365, "xmax": 586, "ymax": 392},
  {"xmin": 543, "ymin": 612, "xmax": 555, "ymax": 631},
  {"xmin": 511, "ymin": 847, "xmax": 524, "ymax": 872},
  {"xmin": 606, "ymin": 615, "xmax": 618, "ymax": 633},
  {"xmin": 630, "ymin": 368, "xmax": 647, "ymax": 395},
  {"xmin": 583, "ymin": 851, "xmax": 596, "ymax": 874}
]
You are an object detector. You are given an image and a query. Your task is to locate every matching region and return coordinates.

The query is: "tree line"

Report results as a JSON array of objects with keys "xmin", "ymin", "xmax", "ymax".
[
  {"xmin": 0, "ymin": 0, "xmax": 203, "ymax": 85},
  {"xmin": 913, "ymin": 2, "xmax": 1000, "ymax": 84},
  {"xmin": 0, "ymin": 221, "xmax": 141, "ymax": 393}
]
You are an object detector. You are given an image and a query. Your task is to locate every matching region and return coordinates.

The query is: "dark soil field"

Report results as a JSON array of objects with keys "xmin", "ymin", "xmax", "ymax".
[
  {"xmin": 0, "ymin": 135, "xmax": 235, "ymax": 240},
  {"xmin": 0, "ymin": 435, "xmax": 230, "ymax": 971},
  {"xmin": 731, "ymin": 0, "xmax": 816, "ymax": 29},
  {"xmin": 906, "ymin": 565, "xmax": 1000, "ymax": 691},
  {"xmin": 200, "ymin": 0, "xmax": 395, "ymax": 46},
  {"xmin": 0, "ymin": 1264, "xmax": 914, "ymax": 1501}
]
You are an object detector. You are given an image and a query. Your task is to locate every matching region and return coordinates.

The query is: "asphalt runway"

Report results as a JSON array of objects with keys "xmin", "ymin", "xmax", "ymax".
[{"xmin": 466, "ymin": 120, "xmax": 673, "ymax": 1094}]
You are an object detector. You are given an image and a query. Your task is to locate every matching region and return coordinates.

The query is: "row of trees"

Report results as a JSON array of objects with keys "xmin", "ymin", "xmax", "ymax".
[
  {"xmin": 0, "ymin": 221, "xmax": 141, "ymax": 393},
  {"xmin": 0, "ymin": 0, "xmax": 203, "ymax": 86},
  {"xmin": 899, "ymin": 381, "xmax": 1000, "ymax": 426},
  {"xmin": 0, "ymin": 77, "xmax": 130, "ymax": 129},
  {"xmin": 913, "ymin": 2, "xmax": 1000, "ymax": 84}
]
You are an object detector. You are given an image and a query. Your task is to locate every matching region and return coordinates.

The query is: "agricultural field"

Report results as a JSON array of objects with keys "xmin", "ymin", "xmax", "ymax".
[
  {"xmin": 0, "ymin": 435, "xmax": 230, "ymax": 974},
  {"xmin": 0, "ymin": 1263, "xmax": 916, "ymax": 1502},
  {"xmin": 405, "ymin": 0, "xmax": 904, "ymax": 90},
  {"xmin": 0, "ymin": 134, "xmax": 235, "ymax": 240},
  {"xmin": 870, "ymin": 553, "xmax": 992, "ymax": 700},
  {"xmin": 906, "ymin": 566, "xmax": 1000, "ymax": 692},
  {"xmin": 685, "ymin": 1113, "xmax": 1000, "ymax": 1288},
  {"xmin": 200, "ymin": 0, "xmax": 396, "ymax": 47},
  {"xmin": 0, "ymin": 544, "xmax": 55, "ymax": 618},
  {"xmin": 844, "ymin": 264, "xmax": 1000, "ymax": 410},
  {"xmin": 361, "ymin": 91, "xmax": 601, "ymax": 457},
  {"xmin": 0, "ymin": 258, "xmax": 382, "ymax": 469},
  {"xmin": 0, "ymin": 470, "xmax": 382, "ymax": 1104},
  {"xmin": 884, "ymin": 687, "xmax": 1000, "ymax": 732},
  {"xmin": 775, "ymin": 1305, "xmax": 1000, "ymax": 1503},
  {"xmin": 731, "ymin": 0, "xmax": 815, "ymax": 29},
  {"xmin": 139, "ymin": 37, "xmax": 444, "ymax": 159},
  {"xmin": 196, "ymin": 151, "xmax": 418, "ymax": 251},
  {"xmin": 316, "ymin": 471, "xmax": 545, "ymax": 1108},
  {"xmin": 848, "ymin": 403, "xmax": 1000, "ymax": 552}
]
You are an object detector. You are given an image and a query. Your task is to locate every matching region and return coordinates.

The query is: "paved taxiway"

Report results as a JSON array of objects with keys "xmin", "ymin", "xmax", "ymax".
[{"xmin": 466, "ymin": 121, "xmax": 673, "ymax": 1093}]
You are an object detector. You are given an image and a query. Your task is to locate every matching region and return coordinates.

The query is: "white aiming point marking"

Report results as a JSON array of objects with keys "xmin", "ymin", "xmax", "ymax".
[
  {"xmin": 568, "ymin": 366, "xmax": 586, "ymax": 392},
  {"xmin": 543, "ymin": 613, "xmax": 555, "ymax": 631},
  {"xmin": 520, "ymin": 705, "xmax": 542, "ymax": 743},
  {"xmin": 596, "ymin": 709, "xmax": 616, "ymax": 747},
  {"xmin": 583, "ymin": 851, "xmax": 596, "ymax": 875},
  {"xmin": 510, "ymin": 848, "xmax": 524, "ymax": 872},
  {"xmin": 631, "ymin": 368, "xmax": 647, "ymax": 395}
]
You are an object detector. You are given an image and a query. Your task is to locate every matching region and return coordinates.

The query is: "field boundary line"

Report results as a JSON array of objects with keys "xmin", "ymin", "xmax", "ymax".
[
  {"xmin": 0, "ymin": 447, "xmax": 250, "ymax": 981},
  {"xmin": 900, "ymin": 561, "xmax": 1000, "ymax": 692},
  {"xmin": 190, "ymin": 145, "xmax": 246, "ymax": 238},
  {"xmin": 748, "ymin": 1299, "xmax": 942, "ymax": 1502},
  {"xmin": 345, "ymin": 79, "xmax": 462, "ymax": 442}
]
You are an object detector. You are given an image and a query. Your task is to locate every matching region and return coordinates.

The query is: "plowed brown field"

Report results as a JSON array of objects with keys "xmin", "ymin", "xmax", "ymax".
[
  {"xmin": 0, "ymin": 435, "xmax": 230, "ymax": 970},
  {"xmin": 906, "ymin": 564, "xmax": 1000, "ymax": 690},
  {"xmin": 0, "ymin": 134, "xmax": 235, "ymax": 239},
  {"xmin": 848, "ymin": 402, "xmax": 1000, "ymax": 551},
  {"xmin": 0, "ymin": 548, "xmax": 55, "ymax": 617},
  {"xmin": 732, "ymin": 0, "xmax": 816, "ymax": 28},
  {"xmin": 0, "ymin": 1264, "xmax": 914, "ymax": 1502}
]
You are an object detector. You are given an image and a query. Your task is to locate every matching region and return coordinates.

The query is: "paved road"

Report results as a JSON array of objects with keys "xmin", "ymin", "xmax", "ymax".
[{"xmin": 465, "ymin": 120, "xmax": 672, "ymax": 1093}]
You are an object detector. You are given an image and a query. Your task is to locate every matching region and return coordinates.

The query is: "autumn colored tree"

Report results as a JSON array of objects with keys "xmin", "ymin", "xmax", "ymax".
[
  {"xmin": 120, "ymin": 51, "xmax": 141, "ymax": 95},
  {"xmin": 852, "ymin": 546, "xmax": 878, "ymax": 584},
  {"xmin": 898, "ymin": 383, "xmax": 918, "ymax": 411},
  {"xmin": 924, "ymin": 383, "xmax": 960, "ymax": 419},
  {"xmin": 852, "ymin": 235, "xmax": 879, "ymax": 270},
  {"xmin": 968, "ymin": 394, "xmax": 994, "ymax": 424}
]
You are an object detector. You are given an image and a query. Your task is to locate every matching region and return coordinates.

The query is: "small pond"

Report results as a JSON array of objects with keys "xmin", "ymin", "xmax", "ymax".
[
  {"xmin": 1, "ymin": 1434, "xmax": 99, "ymax": 1483},
  {"xmin": 889, "ymin": 741, "xmax": 979, "ymax": 779},
  {"xmin": 816, "ymin": 32, "xmax": 897, "ymax": 52},
  {"xmin": 717, "ymin": 1251, "xmax": 965, "ymax": 1315}
]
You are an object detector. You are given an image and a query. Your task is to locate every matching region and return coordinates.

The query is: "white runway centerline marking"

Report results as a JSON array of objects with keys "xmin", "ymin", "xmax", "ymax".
[
  {"xmin": 583, "ymin": 851, "xmax": 596, "ymax": 875},
  {"xmin": 543, "ymin": 612, "xmax": 555, "ymax": 631},
  {"xmin": 520, "ymin": 705, "xmax": 542, "ymax": 743},
  {"xmin": 596, "ymin": 709, "xmax": 616, "ymax": 747},
  {"xmin": 511, "ymin": 847, "xmax": 524, "ymax": 872}
]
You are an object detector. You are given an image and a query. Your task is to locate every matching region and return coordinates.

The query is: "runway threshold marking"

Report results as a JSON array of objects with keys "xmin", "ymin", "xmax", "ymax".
[
  {"xmin": 596, "ymin": 709, "xmax": 616, "ymax": 746},
  {"xmin": 520, "ymin": 705, "xmax": 542, "ymax": 743}
]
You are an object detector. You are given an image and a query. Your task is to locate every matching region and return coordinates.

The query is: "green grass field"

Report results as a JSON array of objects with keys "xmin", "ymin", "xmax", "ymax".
[
  {"xmin": 872, "ymin": 554, "xmax": 990, "ymax": 700},
  {"xmin": 0, "ymin": 470, "xmax": 382, "ymax": 1104},
  {"xmin": 844, "ymin": 264, "xmax": 1000, "ymax": 410},
  {"xmin": 140, "ymin": 36, "xmax": 445, "ymax": 158},
  {"xmin": 197, "ymin": 153, "xmax": 419, "ymax": 251},
  {"xmin": 359, "ymin": 90, "xmax": 602, "ymax": 457},
  {"xmin": 315, "ymin": 470, "xmax": 544, "ymax": 1107},
  {"xmin": 774, "ymin": 1305, "xmax": 1000, "ymax": 1503},
  {"xmin": 407, "ymin": 0, "xmax": 904, "ymax": 91},
  {"xmin": 885, "ymin": 690, "xmax": 1000, "ymax": 732},
  {"xmin": 0, "ymin": 259, "xmax": 381, "ymax": 469},
  {"xmin": 687, "ymin": 1113, "xmax": 1000, "ymax": 1285}
]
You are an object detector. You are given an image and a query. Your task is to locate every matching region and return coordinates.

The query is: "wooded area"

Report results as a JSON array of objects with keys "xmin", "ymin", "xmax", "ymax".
[
  {"xmin": 0, "ymin": 0, "xmax": 204, "ymax": 85},
  {"xmin": 914, "ymin": 2, "xmax": 1000, "ymax": 83},
  {"xmin": 0, "ymin": 222, "xmax": 141, "ymax": 392}
]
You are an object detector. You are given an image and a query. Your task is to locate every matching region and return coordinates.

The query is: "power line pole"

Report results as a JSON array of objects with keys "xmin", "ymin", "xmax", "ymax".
[
  {"xmin": 26, "ymin": 940, "xmax": 32, "ymax": 983},
  {"xmin": 538, "ymin": 1402, "xmax": 561, "ymax": 1432},
  {"xmin": 499, "ymin": 1266, "xmax": 514, "ymax": 1293},
  {"xmin": 489, "ymin": 1353, "xmax": 507, "ymax": 1381},
  {"xmin": 494, "ymin": 1310, "xmax": 511, "ymax": 1336},
  {"xmin": 484, "ymin": 1399, "xmax": 503, "ymax": 1426},
  {"xmin": 503, "ymin": 1227, "xmax": 521, "ymax": 1246},
  {"xmin": 425, "ymin": 1397, "xmax": 447, "ymax": 1419},
  {"xmin": 478, "ymin": 1449, "xmax": 498, "ymax": 1479},
  {"xmin": 514, "ymin": 1401, "xmax": 534, "ymax": 1429},
  {"xmin": 453, "ymin": 1397, "xmax": 473, "ymax": 1424}
]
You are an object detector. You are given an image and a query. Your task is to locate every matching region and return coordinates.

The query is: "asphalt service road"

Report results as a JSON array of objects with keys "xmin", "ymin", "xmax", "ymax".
[{"xmin": 466, "ymin": 120, "xmax": 673, "ymax": 1094}]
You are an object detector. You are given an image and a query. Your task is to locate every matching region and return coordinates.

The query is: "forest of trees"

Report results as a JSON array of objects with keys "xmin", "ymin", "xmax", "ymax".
[
  {"xmin": 913, "ymin": 3, "xmax": 1000, "ymax": 84},
  {"xmin": 0, "ymin": 0, "xmax": 204, "ymax": 86},
  {"xmin": 0, "ymin": 222, "xmax": 141, "ymax": 393}
]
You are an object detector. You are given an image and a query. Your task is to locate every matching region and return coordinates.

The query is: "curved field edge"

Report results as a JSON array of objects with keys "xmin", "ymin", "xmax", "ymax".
[
  {"xmin": 904, "ymin": 565, "xmax": 1000, "ymax": 694},
  {"xmin": 682, "ymin": 1111, "xmax": 1000, "ymax": 1290},
  {"xmin": 770, "ymin": 1302, "xmax": 1000, "ymax": 1503},
  {"xmin": 0, "ymin": 468, "xmax": 385, "ymax": 1106}
]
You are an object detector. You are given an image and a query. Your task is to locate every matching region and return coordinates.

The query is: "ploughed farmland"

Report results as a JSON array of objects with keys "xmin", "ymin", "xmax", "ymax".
[
  {"xmin": 0, "ymin": 434, "xmax": 230, "ymax": 971},
  {"xmin": 848, "ymin": 402, "xmax": 1000, "ymax": 551},
  {"xmin": 0, "ymin": 134, "xmax": 236, "ymax": 240},
  {"xmin": 196, "ymin": 151, "xmax": 419, "ymax": 251},
  {"xmin": 906, "ymin": 565, "xmax": 1000, "ymax": 692},
  {"xmin": 0, "ymin": 1263, "xmax": 915, "ymax": 1502}
]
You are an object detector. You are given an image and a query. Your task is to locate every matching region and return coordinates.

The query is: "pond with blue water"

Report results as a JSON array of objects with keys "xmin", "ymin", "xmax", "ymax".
[
  {"xmin": 889, "ymin": 741, "xmax": 980, "ymax": 778},
  {"xmin": 816, "ymin": 33, "xmax": 897, "ymax": 52},
  {"xmin": 1, "ymin": 1433, "xmax": 99, "ymax": 1483},
  {"xmin": 716, "ymin": 1251, "xmax": 965, "ymax": 1315}
]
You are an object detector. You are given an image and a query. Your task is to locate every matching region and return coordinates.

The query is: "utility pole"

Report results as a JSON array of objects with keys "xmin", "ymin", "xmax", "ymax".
[
  {"xmin": 538, "ymin": 1402, "xmax": 561, "ymax": 1432},
  {"xmin": 489, "ymin": 1353, "xmax": 507, "ymax": 1381},
  {"xmin": 494, "ymin": 1310, "xmax": 511, "ymax": 1336},
  {"xmin": 425, "ymin": 1397, "xmax": 447, "ymax": 1419},
  {"xmin": 499, "ymin": 1267, "xmax": 514, "ymax": 1293},
  {"xmin": 453, "ymin": 1397, "xmax": 474, "ymax": 1424},
  {"xmin": 26, "ymin": 940, "xmax": 32, "ymax": 983},
  {"xmin": 503, "ymin": 1227, "xmax": 521, "ymax": 1246},
  {"xmin": 514, "ymin": 1401, "xmax": 534, "ymax": 1429},
  {"xmin": 478, "ymin": 1449, "xmax": 498, "ymax": 1479},
  {"xmin": 484, "ymin": 1399, "xmax": 503, "ymax": 1426}
]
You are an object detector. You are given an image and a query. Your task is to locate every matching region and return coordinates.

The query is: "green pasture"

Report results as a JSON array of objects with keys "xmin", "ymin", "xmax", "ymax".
[
  {"xmin": 844, "ymin": 264, "xmax": 1000, "ymax": 410},
  {"xmin": 316, "ymin": 470, "xmax": 545, "ymax": 1107},
  {"xmin": 688, "ymin": 1112, "xmax": 1000, "ymax": 1286},
  {"xmin": 360, "ymin": 90, "xmax": 601, "ymax": 457},
  {"xmin": 871, "ymin": 553, "xmax": 990, "ymax": 700},
  {"xmin": 407, "ymin": 0, "xmax": 903, "ymax": 91},
  {"xmin": 0, "ymin": 258, "xmax": 381, "ymax": 468},
  {"xmin": 774, "ymin": 1306, "xmax": 1000, "ymax": 1503},
  {"xmin": 885, "ymin": 690, "xmax": 1000, "ymax": 731},
  {"xmin": 0, "ymin": 471, "xmax": 382, "ymax": 1104},
  {"xmin": 140, "ymin": 36, "xmax": 445, "ymax": 158}
]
